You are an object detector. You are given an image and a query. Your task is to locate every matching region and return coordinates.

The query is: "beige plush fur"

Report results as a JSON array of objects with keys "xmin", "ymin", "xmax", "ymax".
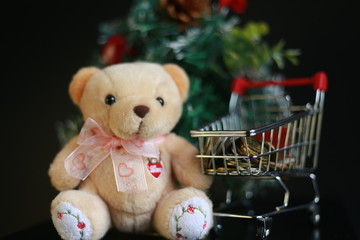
[{"xmin": 49, "ymin": 62, "xmax": 213, "ymax": 239}]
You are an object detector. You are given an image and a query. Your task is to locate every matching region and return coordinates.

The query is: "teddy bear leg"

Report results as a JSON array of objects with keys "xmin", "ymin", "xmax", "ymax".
[
  {"xmin": 153, "ymin": 187, "xmax": 213, "ymax": 240},
  {"xmin": 51, "ymin": 190, "xmax": 111, "ymax": 240}
]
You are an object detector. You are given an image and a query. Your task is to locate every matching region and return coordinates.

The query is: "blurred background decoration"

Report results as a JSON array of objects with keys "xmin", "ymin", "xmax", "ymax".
[{"xmin": 57, "ymin": 0, "xmax": 300, "ymax": 145}]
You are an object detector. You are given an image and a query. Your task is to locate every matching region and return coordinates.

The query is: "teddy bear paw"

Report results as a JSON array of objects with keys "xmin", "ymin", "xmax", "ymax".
[
  {"xmin": 169, "ymin": 197, "xmax": 213, "ymax": 240},
  {"xmin": 51, "ymin": 201, "xmax": 92, "ymax": 240}
]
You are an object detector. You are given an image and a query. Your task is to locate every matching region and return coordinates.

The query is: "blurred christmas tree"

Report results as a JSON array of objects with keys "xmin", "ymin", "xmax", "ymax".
[{"xmin": 58, "ymin": 0, "xmax": 300, "ymax": 145}]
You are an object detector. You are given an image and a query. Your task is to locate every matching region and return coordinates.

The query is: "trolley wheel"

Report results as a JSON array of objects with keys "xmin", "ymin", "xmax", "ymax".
[
  {"xmin": 256, "ymin": 217, "xmax": 272, "ymax": 239},
  {"xmin": 310, "ymin": 204, "xmax": 320, "ymax": 226},
  {"xmin": 209, "ymin": 214, "xmax": 225, "ymax": 238}
]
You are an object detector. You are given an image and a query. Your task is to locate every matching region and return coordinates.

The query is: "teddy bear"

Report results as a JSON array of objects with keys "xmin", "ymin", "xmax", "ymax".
[{"xmin": 48, "ymin": 62, "xmax": 214, "ymax": 240}]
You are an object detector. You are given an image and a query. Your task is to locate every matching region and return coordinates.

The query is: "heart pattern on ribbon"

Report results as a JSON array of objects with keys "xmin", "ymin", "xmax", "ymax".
[
  {"xmin": 118, "ymin": 163, "xmax": 134, "ymax": 177},
  {"xmin": 72, "ymin": 153, "xmax": 87, "ymax": 170}
]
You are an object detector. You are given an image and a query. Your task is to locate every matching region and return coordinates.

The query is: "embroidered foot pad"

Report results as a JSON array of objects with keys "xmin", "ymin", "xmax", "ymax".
[
  {"xmin": 170, "ymin": 197, "xmax": 212, "ymax": 240},
  {"xmin": 52, "ymin": 201, "xmax": 92, "ymax": 240}
]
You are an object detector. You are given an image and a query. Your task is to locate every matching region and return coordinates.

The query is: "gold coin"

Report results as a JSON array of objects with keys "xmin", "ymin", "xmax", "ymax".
[
  {"xmin": 226, "ymin": 160, "xmax": 237, "ymax": 166},
  {"xmin": 205, "ymin": 169, "xmax": 216, "ymax": 175}
]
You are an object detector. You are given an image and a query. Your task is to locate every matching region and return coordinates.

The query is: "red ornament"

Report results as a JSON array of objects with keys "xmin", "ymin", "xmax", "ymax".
[
  {"xmin": 77, "ymin": 222, "xmax": 86, "ymax": 229},
  {"xmin": 101, "ymin": 35, "xmax": 129, "ymax": 65},
  {"xmin": 218, "ymin": 0, "xmax": 248, "ymax": 14},
  {"xmin": 147, "ymin": 161, "xmax": 164, "ymax": 179}
]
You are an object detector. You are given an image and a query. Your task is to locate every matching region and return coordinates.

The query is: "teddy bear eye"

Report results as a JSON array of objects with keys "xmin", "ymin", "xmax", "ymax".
[
  {"xmin": 105, "ymin": 95, "xmax": 116, "ymax": 105},
  {"xmin": 156, "ymin": 97, "xmax": 164, "ymax": 106}
]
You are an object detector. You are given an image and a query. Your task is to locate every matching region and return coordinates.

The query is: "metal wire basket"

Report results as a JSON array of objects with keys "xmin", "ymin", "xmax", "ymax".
[{"xmin": 190, "ymin": 72, "xmax": 328, "ymax": 239}]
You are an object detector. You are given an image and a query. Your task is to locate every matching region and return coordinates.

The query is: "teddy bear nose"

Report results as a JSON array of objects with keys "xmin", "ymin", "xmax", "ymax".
[{"xmin": 134, "ymin": 105, "xmax": 150, "ymax": 118}]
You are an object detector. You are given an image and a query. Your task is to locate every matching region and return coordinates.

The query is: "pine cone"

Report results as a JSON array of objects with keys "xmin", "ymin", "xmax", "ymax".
[{"xmin": 160, "ymin": 0, "xmax": 211, "ymax": 25}]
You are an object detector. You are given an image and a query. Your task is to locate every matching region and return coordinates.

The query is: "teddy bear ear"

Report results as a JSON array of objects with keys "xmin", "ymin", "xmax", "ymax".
[
  {"xmin": 163, "ymin": 64, "xmax": 190, "ymax": 102},
  {"xmin": 69, "ymin": 67, "xmax": 99, "ymax": 105}
]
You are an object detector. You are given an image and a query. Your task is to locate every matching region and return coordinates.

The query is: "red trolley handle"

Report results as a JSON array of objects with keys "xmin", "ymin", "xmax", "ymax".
[{"xmin": 231, "ymin": 72, "xmax": 328, "ymax": 96}]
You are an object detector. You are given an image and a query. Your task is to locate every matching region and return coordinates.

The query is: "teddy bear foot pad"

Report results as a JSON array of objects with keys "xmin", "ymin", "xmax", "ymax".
[
  {"xmin": 51, "ymin": 201, "xmax": 92, "ymax": 240},
  {"xmin": 169, "ymin": 197, "xmax": 212, "ymax": 240}
]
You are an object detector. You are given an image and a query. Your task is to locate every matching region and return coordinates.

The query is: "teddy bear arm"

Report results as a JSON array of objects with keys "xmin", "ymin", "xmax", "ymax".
[
  {"xmin": 48, "ymin": 136, "xmax": 81, "ymax": 191},
  {"xmin": 165, "ymin": 134, "xmax": 213, "ymax": 190}
]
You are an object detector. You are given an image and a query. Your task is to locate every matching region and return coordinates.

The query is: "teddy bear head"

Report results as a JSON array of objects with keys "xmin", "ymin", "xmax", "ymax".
[{"xmin": 68, "ymin": 62, "xmax": 189, "ymax": 140}]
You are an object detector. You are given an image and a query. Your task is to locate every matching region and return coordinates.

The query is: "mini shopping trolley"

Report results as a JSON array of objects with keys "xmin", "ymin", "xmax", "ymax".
[{"xmin": 190, "ymin": 72, "xmax": 328, "ymax": 239}]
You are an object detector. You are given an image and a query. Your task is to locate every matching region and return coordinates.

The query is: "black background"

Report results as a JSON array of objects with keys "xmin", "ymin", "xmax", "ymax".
[{"xmin": 1, "ymin": 0, "xmax": 358, "ymax": 239}]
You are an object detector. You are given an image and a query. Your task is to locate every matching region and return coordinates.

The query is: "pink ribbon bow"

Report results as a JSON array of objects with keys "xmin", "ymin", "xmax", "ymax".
[{"xmin": 64, "ymin": 118, "xmax": 164, "ymax": 193}]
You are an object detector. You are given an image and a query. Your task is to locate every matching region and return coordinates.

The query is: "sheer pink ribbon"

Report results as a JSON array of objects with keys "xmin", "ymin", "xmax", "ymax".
[{"xmin": 64, "ymin": 118, "xmax": 164, "ymax": 193}]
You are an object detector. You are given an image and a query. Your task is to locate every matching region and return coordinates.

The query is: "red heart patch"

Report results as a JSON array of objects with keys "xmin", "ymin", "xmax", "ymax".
[{"xmin": 147, "ymin": 161, "xmax": 164, "ymax": 179}]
